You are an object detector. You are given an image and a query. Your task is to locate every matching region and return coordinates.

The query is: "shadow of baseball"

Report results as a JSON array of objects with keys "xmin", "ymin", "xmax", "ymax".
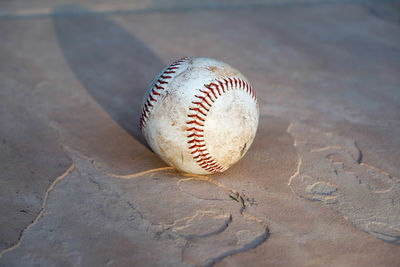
[{"xmin": 53, "ymin": 5, "xmax": 164, "ymax": 147}]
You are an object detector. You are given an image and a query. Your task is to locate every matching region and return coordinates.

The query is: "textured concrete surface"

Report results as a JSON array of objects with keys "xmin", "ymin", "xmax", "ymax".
[{"xmin": 1, "ymin": 1, "xmax": 400, "ymax": 266}]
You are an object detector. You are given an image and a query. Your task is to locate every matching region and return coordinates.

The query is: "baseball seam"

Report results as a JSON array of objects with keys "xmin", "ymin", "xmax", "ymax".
[
  {"xmin": 140, "ymin": 57, "xmax": 188, "ymax": 130},
  {"xmin": 186, "ymin": 77, "xmax": 256, "ymax": 173}
]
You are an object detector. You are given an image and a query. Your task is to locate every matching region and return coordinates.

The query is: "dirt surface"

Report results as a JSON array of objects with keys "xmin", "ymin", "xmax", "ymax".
[{"xmin": 1, "ymin": 1, "xmax": 399, "ymax": 266}]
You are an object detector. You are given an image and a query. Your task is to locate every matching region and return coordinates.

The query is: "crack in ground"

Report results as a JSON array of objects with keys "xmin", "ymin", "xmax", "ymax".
[
  {"xmin": 178, "ymin": 215, "xmax": 233, "ymax": 240},
  {"xmin": 204, "ymin": 227, "xmax": 270, "ymax": 267},
  {"xmin": 286, "ymin": 122, "xmax": 400, "ymax": 244},
  {"xmin": 286, "ymin": 123, "xmax": 302, "ymax": 190},
  {"xmin": 55, "ymin": 137, "xmax": 271, "ymax": 266},
  {"xmin": 176, "ymin": 176, "xmax": 270, "ymax": 266},
  {"xmin": 0, "ymin": 163, "xmax": 75, "ymax": 258}
]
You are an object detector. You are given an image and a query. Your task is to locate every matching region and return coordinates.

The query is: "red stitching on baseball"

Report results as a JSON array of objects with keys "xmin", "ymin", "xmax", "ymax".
[
  {"xmin": 186, "ymin": 76, "xmax": 256, "ymax": 173},
  {"xmin": 186, "ymin": 127, "xmax": 203, "ymax": 132},
  {"xmin": 187, "ymin": 133, "xmax": 203, "ymax": 138},
  {"xmin": 187, "ymin": 120, "xmax": 204, "ymax": 127},
  {"xmin": 140, "ymin": 57, "xmax": 188, "ymax": 130},
  {"xmin": 191, "ymin": 102, "xmax": 210, "ymax": 111},
  {"xmin": 192, "ymin": 149, "xmax": 207, "ymax": 156},
  {"xmin": 204, "ymin": 85, "xmax": 217, "ymax": 99},
  {"xmin": 189, "ymin": 143, "xmax": 206, "ymax": 149},
  {"xmin": 189, "ymin": 108, "xmax": 207, "ymax": 116},
  {"xmin": 208, "ymin": 83, "xmax": 220, "ymax": 95},
  {"xmin": 188, "ymin": 114, "xmax": 205, "ymax": 121},
  {"xmin": 218, "ymin": 80, "xmax": 226, "ymax": 93}
]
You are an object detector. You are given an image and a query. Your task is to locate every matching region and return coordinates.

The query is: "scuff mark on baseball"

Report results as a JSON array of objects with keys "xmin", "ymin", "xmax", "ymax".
[{"xmin": 139, "ymin": 57, "xmax": 259, "ymax": 175}]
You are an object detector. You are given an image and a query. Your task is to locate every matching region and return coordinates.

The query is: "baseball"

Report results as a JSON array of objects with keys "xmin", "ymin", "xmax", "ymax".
[{"xmin": 139, "ymin": 57, "xmax": 259, "ymax": 175}]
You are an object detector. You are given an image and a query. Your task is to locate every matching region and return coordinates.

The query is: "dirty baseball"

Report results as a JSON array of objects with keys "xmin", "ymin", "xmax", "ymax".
[{"xmin": 140, "ymin": 57, "xmax": 259, "ymax": 175}]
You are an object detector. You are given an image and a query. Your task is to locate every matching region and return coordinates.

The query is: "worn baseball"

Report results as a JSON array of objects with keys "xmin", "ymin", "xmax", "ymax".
[{"xmin": 139, "ymin": 57, "xmax": 259, "ymax": 175}]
